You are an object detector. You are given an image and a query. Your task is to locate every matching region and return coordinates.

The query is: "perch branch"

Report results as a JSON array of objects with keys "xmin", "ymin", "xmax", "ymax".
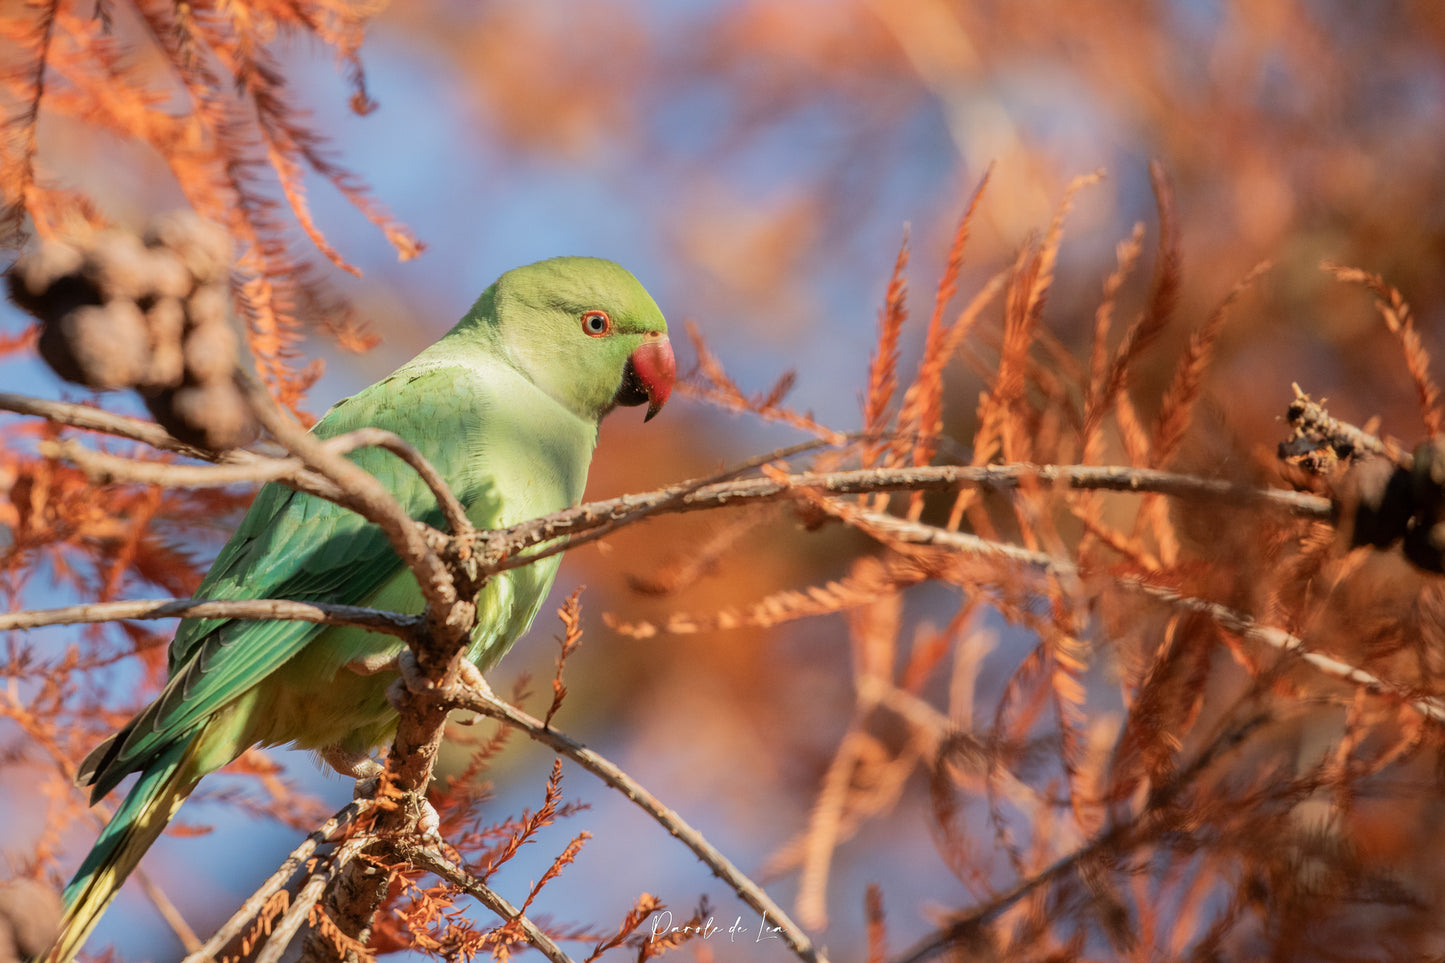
[{"xmin": 473, "ymin": 463, "xmax": 1330, "ymax": 574}]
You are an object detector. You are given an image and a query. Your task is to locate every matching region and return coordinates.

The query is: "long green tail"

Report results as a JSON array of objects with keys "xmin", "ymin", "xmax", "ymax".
[{"xmin": 44, "ymin": 734, "xmax": 202, "ymax": 963}]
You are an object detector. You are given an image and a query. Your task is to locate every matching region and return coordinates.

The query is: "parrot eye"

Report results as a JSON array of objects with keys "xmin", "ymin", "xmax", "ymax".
[{"xmin": 581, "ymin": 310, "xmax": 612, "ymax": 337}]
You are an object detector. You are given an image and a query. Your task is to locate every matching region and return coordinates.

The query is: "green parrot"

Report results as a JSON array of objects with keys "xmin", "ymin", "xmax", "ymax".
[{"xmin": 43, "ymin": 256, "xmax": 674, "ymax": 963}]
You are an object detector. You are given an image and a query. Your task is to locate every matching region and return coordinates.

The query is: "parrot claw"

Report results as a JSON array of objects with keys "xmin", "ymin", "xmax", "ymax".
[
  {"xmin": 385, "ymin": 650, "xmax": 425, "ymax": 711},
  {"xmin": 345, "ymin": 653, "xmax": 400, "ymax": 676},
  {"xmin": 385, "ymin": 676, "xmax": 408, "ymax": 713},
  {"xmin": 353, "ymin": 774, "xmax": 381, "ymax": 800},
  {"xmin": 417, "ymin": 799, "xmax": 441, "ymax": 839},
  {"xmin": 349, "ymin": 773, "xmax": 442, "ymax": 838},
  {"xmin": 321, "ymin": 744, "xmax": 384, "ymax": 782},
  {"xmin": 389, "ymin": 649, "xmax": 496, "ymax": 704},
  {"xmin": 454, "ymin": 659, "xmax": 496, "ymax": 701}
]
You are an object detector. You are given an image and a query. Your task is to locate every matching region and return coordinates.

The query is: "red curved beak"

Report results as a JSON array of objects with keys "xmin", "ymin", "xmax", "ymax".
[{"xmin": 621, "ymin": 333, "xmax": 675, "ymax": 422}]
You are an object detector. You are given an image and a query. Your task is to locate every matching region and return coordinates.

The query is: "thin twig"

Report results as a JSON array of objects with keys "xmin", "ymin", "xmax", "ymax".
[
  {"xmin": 40, "ymin": 439, "xmax": 309, "ymax": 488},
  {"xmin": 837, "ymin": 505, "xmax": 1445, "ymax": 724},
  {"xmin": 180, "ymin": 801, "xmax": 372, "ymax": 963},
  {"xmin": 1119, "ymin": 575, "xmax": 1445, "ymax": 723},
  {"xmin": 888, "ymin": 708, "xmax": 1272, "ymax": 963},
  {"xmin": 0, "ymin": 390, "xmax": 218, "ymax": 456},
  {"xmin": 394, "ymin": 845, "xmax": 574, "ymax": 963},
  {"xmin": 0, "ymin": 390, "xmax": 351, "ymax": 501},
  {"xmin": 0, "ymin": 597, "xmax": 419, "ymax": 639},
  {"xmin": 438, "ymin": 682, "xmax": 829, "ymax": 963},
  {"xmin": 236, "ymin": 372, "xmax": 458, "ymax": 624},
  {"xmin": 134, "ymin": 870, "xmax": 202, "ymax": 954},
  {"xmin": 254, "ymin": 835, "xmax": 371, "ymax": 963},
  {"xmin": 474, "ymin": 463, "xmax": 1330, "ymax": 574},
  {"xmin": 42, "ymin": 429, "xmax": 473, "ymax": 538}
]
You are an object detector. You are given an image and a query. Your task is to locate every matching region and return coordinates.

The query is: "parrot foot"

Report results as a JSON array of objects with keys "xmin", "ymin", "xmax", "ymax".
[
  {"xmin": 348, "ymin": 774, "xmax": 442, "ymax": 838},
  {"xmin": 416, "ymin": 798, "xmax": 441, "ymax": 838},
  {"xmin": 453, "ymin": 658, "xmax": 497, "ymax": 701},
  {"xmin": 344, "ymin": 652, "xmax": 400, "ymax": 675},
  {"xmin": 321, "ymin": 744, "xmax": 384, "ymax": 782},
  {"xmin": 388, "ymin": 649, "xmax": 497, "ymax": 709}
]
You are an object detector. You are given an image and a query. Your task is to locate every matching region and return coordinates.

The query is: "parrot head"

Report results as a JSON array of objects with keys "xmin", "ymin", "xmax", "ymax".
[{"xmin": 481, "ymin": 257, "xmax": 675, "ymax": 424}]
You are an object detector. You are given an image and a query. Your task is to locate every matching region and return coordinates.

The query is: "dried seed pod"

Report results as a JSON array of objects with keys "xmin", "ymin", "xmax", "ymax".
[
  {"xmin": 38, "ymin": 302, "xmax": 151, "ymax": 390},
  {"xmin": 146, "ymin": 378, "xmax": 258, "ymax": 450},
  {"xmin": 145, "ymin": 248, "xmax": 194, "ymax": 300},
  {"xmin": 145, "ymin": 212, "xmax": 233, "ymax": 283},
  {"xmin": 6, "ymin": 242, "xmax": 99, "ymax": 321},
  {"xmin": 81, "ymin": 230, "xmax": 159, "ymax": 302},
  {"xmin": 1404, "ymin": 521, "xmax": 1445, "ymax": 575},
  {"xmin": 1339, "ymin": 454, "xmax": 1412, "ymax": 550},
  {"xmin": 185, "ymin": 283, "xmax": 230, "ymax": 329},
  {"xmin": 0, "ymin": 880, "xmax": 61, "ymax": 962},
  {"xmin": 182, "ymin": 316, "xmax": 239, "ymax": 384},
  {"xmin": 1412, "ymin": 437, "xmax": 1445, "ymax": 520},
  {"xmin": 142, "ymin": 296, "xmax": 187, "ymax": 390}
]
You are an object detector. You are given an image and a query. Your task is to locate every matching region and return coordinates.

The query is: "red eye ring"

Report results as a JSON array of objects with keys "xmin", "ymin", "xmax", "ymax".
[{"xmin": 581, "ymin": 310, "xmax": 612, "ymax": 337}]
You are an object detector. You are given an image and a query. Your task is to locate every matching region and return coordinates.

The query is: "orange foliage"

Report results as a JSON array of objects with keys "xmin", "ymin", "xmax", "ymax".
[{"xmin": 9, "ymin": 3, "xmax": 1445, "ymax": 963}]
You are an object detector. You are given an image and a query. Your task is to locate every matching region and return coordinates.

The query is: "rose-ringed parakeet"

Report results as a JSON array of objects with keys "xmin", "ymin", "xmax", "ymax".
[{"xmin": 44, "ymin": 257, "xmax": 675, "ymax": 963}]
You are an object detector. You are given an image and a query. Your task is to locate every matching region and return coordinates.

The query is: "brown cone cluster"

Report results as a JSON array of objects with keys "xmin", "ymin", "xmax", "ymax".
[
  {"xmin": 1338, "ymin": 439, "xmax": 1445, "ymax": 575},
  {"xmin": 0, "ymin": 880, "xmax": 60, "ymax": 963},
  {"xmin": 6, "ymin": 214, "xmax": 258, "ymax": 450}
]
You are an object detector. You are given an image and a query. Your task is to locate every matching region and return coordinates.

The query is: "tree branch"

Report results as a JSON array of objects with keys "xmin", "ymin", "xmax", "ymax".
[
  {"xmin": 888, "ymin": 708, "xmax": 1274, "ymax": 963},
  {"xmin": 181, "ymin": 802, "xmax": 373, "ymax": 963},
  {"xmin": 392, "ymin": 844, "xmax": 575, "ymax": 963},
  {"xmin": 472, "ymin": 463, "xmax": 1331, "ymax": 575},
  {"xmin": 41, "ymin": 427, "xmax": 472, "ymax": 539},
  {"xmin": 836, "ymin": 503, "xmax": 1445, "ymax": 724},
  {"xmin": 0, "ymin": 390, "xmax": 210, "ymax": 457},
  {"xmin": 436, "ymin": 678, "xmax": 830, "ymax": 963},
  {"xmin": 0, "ymin": 597, "xmax": 419, "ymax": 639}
]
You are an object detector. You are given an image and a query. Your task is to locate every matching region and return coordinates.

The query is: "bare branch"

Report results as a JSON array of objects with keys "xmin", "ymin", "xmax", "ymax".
[
  {"xmin": 437, "ymin": 679, "xmax": 830, "ymax": 963},
  {"xmin": 393, "ymin": 845, "xmax": 575, "ymax": 963},
  {"xmin": 0, "ymin": 389, "xmax": 352, "ymax": 502},
  {"xmin": 837, "ymin": 504, "xmax": 1445, "ymax": 725},
  {"xmin": 3, "ymin": 383, "xmax": 470, "ymax": 604},
  {"xmin": 42, "ymin": 424, "xmax": 472, "ymax": 539},
  {"xmin": 133, "ymin": 870, "xmax": 201, "ymax": 955},
  {"xmin": 475, "ymin": 463, "xmax": 1330, "ymax": 574},
  {"xmin": 236, "ymin": 373, "xmax": 459, "ymax": 624},
  {"xmin": 0, "ymin": 390, "xmax": 215, "ymax": 456},
  {"xmin": 182, "ymin": 802, "xmax": 373, "ymax": 963},
  {"xmin": 256, "ymin": 834, "xmax": 372, "ymax": 963},
  {"xmin": 0, "ymin": 597, "xmax": 419, "ymax": 639},
  {"xmin": 1119, "ymin": 575, "xmax": 1445, "ymax": 723}
]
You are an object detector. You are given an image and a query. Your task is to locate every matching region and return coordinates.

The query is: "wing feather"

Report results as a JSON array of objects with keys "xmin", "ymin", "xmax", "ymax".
[{"xmin": 85, "ymin": 366, "xmax": 508, "ymax": 795}]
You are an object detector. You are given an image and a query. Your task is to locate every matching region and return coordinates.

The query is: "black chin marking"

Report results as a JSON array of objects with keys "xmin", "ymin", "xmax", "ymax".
[{"xmin": 612, "ymin": 356, "xmax": 651, "ymax": 409}]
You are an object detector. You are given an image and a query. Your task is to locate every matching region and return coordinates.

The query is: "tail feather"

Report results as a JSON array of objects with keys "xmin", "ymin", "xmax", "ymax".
[{"xmin": 44, "ymin": 734, "xmax": 202, "ymax": 963}]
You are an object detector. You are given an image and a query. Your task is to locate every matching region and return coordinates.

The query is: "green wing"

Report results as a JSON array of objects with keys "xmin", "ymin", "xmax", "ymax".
[{"xmin": 83, "ymin": 366, "xmax": 506, "ymax": 799}]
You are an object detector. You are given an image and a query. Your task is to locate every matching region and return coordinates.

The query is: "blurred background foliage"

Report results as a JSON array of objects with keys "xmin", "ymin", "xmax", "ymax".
[{"xmin": 5, "ymin": 1, "xmax": 1445, "ymax": 960}]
